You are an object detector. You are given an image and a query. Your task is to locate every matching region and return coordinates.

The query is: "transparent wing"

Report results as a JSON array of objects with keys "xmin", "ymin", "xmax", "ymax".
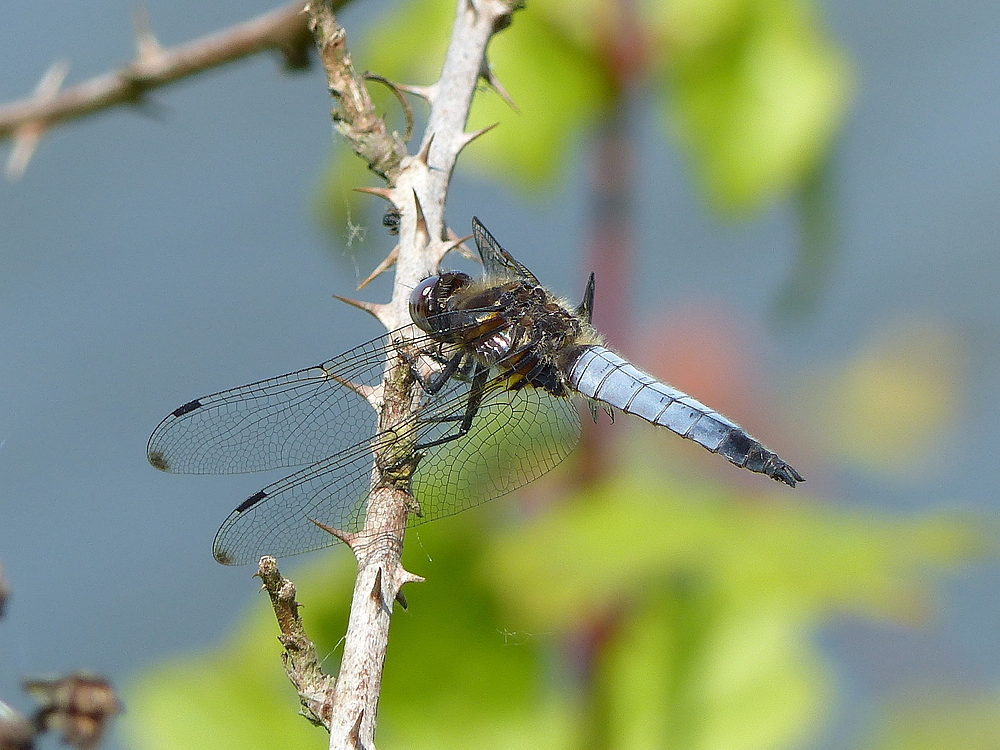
[
  {"xmin": 147, "ymin": 334, "xmax": 403, "ymax": 475},
  {"xmin": 409, "ymin": 382, "xmax": 579, "ymax": 522},
  {"xmin": 211, "ymin": 375, "xmax": 581, "ymax": 565},
  {"xmin": 472, "ymin": 216, "xmax": 540, "ymax": 284},
  {"xmin": 211, "ymin": 440, "xmax": 378, "ymax": 564},
  {"xmin": 146, "ymin": 318, "xmax": 485, "ymax": 475}
]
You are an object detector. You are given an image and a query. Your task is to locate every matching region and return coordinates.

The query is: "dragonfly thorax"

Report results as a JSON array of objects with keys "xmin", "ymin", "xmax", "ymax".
[
  {"xmin": 465, "ymin": 279, "xmax": 587, "ymax": 397},
  {"xmin": 410, "ymin": 268, "xmax": 589, "ymax": 398}
]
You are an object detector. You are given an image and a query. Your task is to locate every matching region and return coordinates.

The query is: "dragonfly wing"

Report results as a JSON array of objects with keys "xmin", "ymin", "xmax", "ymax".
[
  {"xmin": 208, "ymin": 358, "xmax": 484, "ymax": 563},
  {"xmin": 472, "ymin": 217, "xmax": 541, "ymax": 284},
  {"xmin": 147, "ymin": 331, "xmax": 399, "ymax": 475},
  {"xmin": 211, "ymin": 441, "xmax": 379, "ymax": 564},
  {"xmin": 409, "ymin": 380, "xmax": 581, "ymax": 523},
  {"xmin": 211, "ymin": 375, "xmax": 580, "ymax": 564}
]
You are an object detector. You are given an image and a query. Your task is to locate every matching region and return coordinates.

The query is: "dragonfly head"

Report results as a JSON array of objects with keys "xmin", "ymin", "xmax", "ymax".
[{"xmin": 409, "ymin": 271, "xmax": 473, "ymax": 333}]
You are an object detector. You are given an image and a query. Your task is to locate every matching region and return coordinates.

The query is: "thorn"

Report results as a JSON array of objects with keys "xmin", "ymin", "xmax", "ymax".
[
  {"xmin": 353, "ymin": 186, "xmax": 394, "ymax": 202},
  {"xmin": 392, "ymin": 82, "xmax": 435, "ymax": 102},
  {"xmin": 35, "ymin": 59, "xmax": 71, "ymax": 98},
  {"xmin": 457, "ymin": 122, "xmax": 499, "ymax": 154},
  {"xmin": 371, "ymin": 567, "xmax": 384, "ymax": 605},
  {"xmin": 356, "ymin": 246, "xmax": 398, "ymax": 290},
  {"xmin": 395, "ymin": 591, "xmax": 408, "ymax": 609},
  {"xmin": 445, "ymin": 229, "xmax": 478, "ymax": 262},
  {"xmin": 412, "ymin": 189, "xmax": 428, "ymax": 242},
  {"xmin": 430, "ymin": 233, "xmax": 473, "ymax": 265},
  {"xmin": 309, "ymin": 518, "xmax": 357, "ymax": 548},
  {"xmin": 348, "ymin": 710, "xmax": 364, "ymax": 749},
  {"xmin": 416, "ymin": 132, "xmax": 435, "ymax": 166},
  {"xmin": 131, "ymin": 6, "xmax": 164, "ymax": 63},
  {"xmin": 6, "ymin": 126, "xmax": 44, "ymax": 181},
  {"xmin": 399, "ymin": 568, "xmax": 425, "ymax": 586},
  {"xmin": 6, "ymin": 59, "xmax": 70, "ymax": 180},
  {"xmin": 444, "ymin": 232, "xmax": 474, "ymax": 254},
  {"xmin": 576, "ymin": 272, "xmax": 595, "ymax": 324},
  {"xmin": 332, "ymin": 294, "xmax": 389, "ymax": 321},
  {"xmin": 363, "ymin": 72, "xmax": 414, "ymax": 142},
  {"xmin": 480, "ymin": 58, "xmax": 519, "ymax": 113},
  {"xmin": 325, "ymin": 373, "xmax": 382, "ymax": 409}
]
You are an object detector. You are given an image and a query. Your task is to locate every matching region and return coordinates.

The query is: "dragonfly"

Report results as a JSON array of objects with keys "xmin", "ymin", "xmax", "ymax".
[{"xmin": 148, "ymin": 218, "xmax": 803, "ymax": 565}]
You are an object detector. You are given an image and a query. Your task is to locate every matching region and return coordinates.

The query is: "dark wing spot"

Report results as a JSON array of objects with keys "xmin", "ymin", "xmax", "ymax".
[
  {"xmin": 236, "ymin": 490, "xmax": 267, "ymax": 513},
  {"xmin": 214, "ymin": 549, "xmax": 234, "ymax": 565},
  {"xmin": 171, "ymin": 399, "xmax": 203, "ymax": 418},
  {"xmin": 148, "ymin": 450, "xmax": 170, "ymax": 471}
]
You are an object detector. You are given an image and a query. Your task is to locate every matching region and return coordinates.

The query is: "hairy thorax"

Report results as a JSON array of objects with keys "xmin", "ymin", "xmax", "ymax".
[{"xmin": 458, "ymin": 279, "xmax": 597, "ymax": 397}]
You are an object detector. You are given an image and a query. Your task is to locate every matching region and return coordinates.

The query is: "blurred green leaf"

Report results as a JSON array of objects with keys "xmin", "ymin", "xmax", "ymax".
[
  {"xmin": 124, "ymin": 513, "xmax": 579, "ymax": 750},
  {"xmin": 482, "ymin": 466, "xmax": 981, "ymax": 750},
  {"xmin": 660, "ymin": 0, "xmax": 851, "ymax": 211},
  {"xmin": 346, "ymin": 0, "xmax": 612, "ymax": 190},
  {"xmin": 595, "ymin": 583, "xmax": 829, "ymax": 750},
  {"xmin": 460, "ymin": 8, "xmax": 613, "ymax": 186},
  {"xmin": 484, "ymin": 470, "xmax": 979, "ymax": 630},
  {"xmin": 365, "ymin": 0, "xmax": 847, "ymax": 205},
  {"xmin": 317, "ymin": 0, "xmax": 850, "ymax": 241}
]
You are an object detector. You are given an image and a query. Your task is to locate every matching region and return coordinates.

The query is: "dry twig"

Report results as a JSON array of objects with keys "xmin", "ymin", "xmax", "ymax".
[
  {"xmin": 22, "ymin": 673, "xmax": 122, "ymax": 750},
  {"xmin": 257, "ymin": 556, "xmax": 336, "ymax": 728},
  {"xmin": 0, "ymin": 1, "xmax": 325, "ymax": 177}
]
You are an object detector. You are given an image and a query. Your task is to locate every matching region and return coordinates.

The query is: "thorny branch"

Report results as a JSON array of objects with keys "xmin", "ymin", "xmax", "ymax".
[
  {"xmin": 0, "ymin": 1, "xmax": 324, "ymax": 177},
  {"xmin": 295, "ymin": 2, "xmax": 523, "ymax": 748}
]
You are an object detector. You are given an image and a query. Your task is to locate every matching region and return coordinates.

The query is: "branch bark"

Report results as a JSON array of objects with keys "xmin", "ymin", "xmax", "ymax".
[
  {"xmin": 257, "ymin": 556, "xmax": 336, "ymax": 728},
  {"xmin": 300, "ymin": 1, "xmax": 522, "ymax": 747}
]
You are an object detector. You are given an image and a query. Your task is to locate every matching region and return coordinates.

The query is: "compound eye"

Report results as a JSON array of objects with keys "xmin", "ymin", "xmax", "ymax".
[{"xmin": 409, "ymin": 275, "xmax": 441, "ymax": 332}]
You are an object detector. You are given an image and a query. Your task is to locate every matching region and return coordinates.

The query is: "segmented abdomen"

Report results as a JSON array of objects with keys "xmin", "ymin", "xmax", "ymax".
[{"xmin": 564, "ymin": 346, "xmax": 803, "ymax": 486}]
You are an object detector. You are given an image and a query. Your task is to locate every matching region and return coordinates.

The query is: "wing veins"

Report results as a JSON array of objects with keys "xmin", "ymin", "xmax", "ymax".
[{"xmin": 212, "ymin": 370, "xmax": 577, "ymax": 563}]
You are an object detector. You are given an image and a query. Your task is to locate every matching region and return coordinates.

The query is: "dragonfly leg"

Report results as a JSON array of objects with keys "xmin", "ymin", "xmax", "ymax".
[
  {"xmin": 413, "ymin": 364, "xmax": 490, "ymax": 451},
  {"xmin": 402, "ymin": 345, "xmax": 470, "ymax": 395}
]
